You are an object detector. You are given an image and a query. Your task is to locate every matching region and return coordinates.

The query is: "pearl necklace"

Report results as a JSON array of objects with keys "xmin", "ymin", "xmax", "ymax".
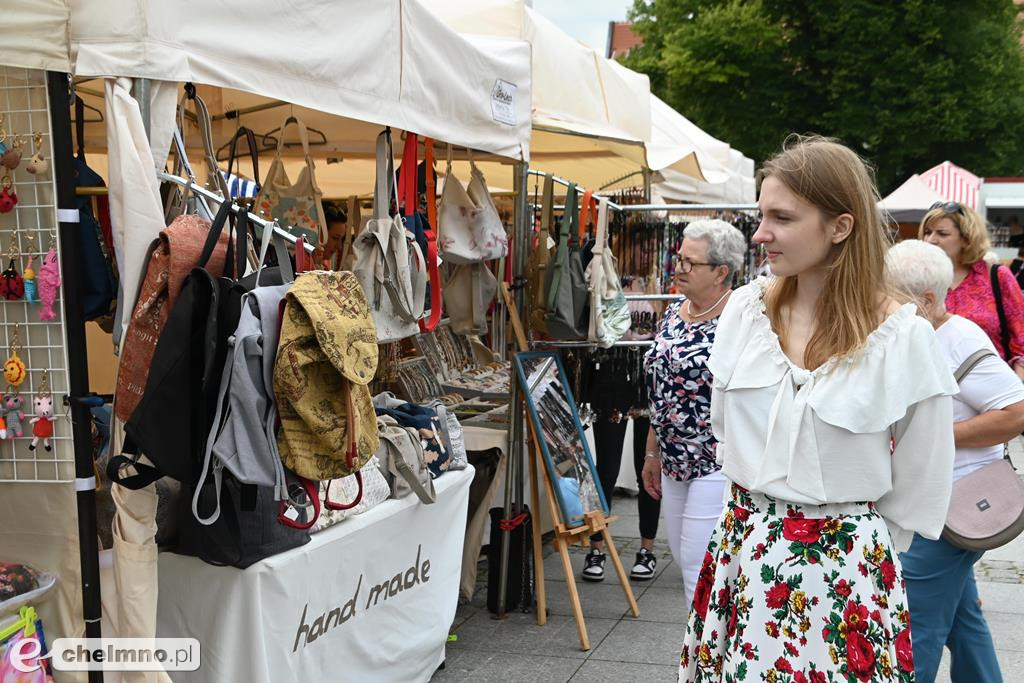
[{"xmin": 685, "ymin": 289, "xmax": 731, "ymax": 319}]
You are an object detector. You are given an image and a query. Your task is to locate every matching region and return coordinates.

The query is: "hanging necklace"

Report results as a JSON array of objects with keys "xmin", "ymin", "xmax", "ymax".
[{"xmin": 686, "ymin": 289, "xmax": 731, "ymax": 319}]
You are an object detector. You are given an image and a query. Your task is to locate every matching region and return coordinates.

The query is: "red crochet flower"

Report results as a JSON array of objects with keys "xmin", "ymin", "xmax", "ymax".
[{"xmin": 765, "ymin": 582, "xmax": 792, "ymax": 609}]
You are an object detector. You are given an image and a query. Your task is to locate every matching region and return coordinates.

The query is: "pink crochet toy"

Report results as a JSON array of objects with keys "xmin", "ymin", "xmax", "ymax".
[
  {"xmin": 37, "ymin": 246, "xmax": 60, "ymax": 321},
  {"xmin": 29, "ymin": 394, "xmax": 54, "ymax": 451}
]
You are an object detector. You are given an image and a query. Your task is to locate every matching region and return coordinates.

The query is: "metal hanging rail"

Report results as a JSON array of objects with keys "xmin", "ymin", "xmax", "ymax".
[{"xmin": 156, "ymin": 171, "xmax": 315, "ymax": 253}]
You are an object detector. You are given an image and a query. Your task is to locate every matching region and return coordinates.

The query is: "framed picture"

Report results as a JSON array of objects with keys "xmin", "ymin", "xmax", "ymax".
[{"xmin": 513, "ymin": 351, "xmax": 608, "ymax": 527}]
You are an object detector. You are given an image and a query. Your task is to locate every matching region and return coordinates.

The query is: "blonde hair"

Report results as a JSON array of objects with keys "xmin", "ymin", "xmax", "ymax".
[
  {"xmin": 918, "ymin": 204, "xmax": 989, "ymax": 266},
  {"xmin": 759, "ymin": 135, "xmax": 891, "ymax": 371}
]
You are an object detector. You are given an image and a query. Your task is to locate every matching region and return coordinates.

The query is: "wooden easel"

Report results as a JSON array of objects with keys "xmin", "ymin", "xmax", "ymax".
[{"xmin": 501, "ymin": 283, "xmax": 639, "ymax": 651}]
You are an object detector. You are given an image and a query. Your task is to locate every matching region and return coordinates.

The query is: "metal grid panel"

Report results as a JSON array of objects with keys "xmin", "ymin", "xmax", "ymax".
[{"xmin": 0, "ymin": 66, "xmax": 74, "ymax": 482}]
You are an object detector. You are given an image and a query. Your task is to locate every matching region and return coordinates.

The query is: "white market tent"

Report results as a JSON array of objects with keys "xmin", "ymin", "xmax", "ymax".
[
  {"xmin": 419, "ymin": 0, "xmax": 711, "ymax": 190},
  {"xmin": 2, "ymin": 1, "xmax": 536, "ymax": 670},
  {"xmin": 879, "ymin": 174, "xmax": 947, "ymax": 223},
  {"xmin": 648, "ymin": 96, "xmax": 756, "ymax": 204}
]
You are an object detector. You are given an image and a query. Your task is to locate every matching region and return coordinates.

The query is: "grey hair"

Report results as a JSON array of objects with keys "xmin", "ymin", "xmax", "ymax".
[
  {"xmin": 683, "ymin": 219, "xmax": 747, "ymax": 283},
  {"xmin": 884, "ymin": 239, "xmax": 953, "ymax": 305}
]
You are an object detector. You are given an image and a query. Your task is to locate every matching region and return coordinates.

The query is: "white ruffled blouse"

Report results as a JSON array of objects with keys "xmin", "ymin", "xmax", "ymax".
[{"xmin": 708, "ymin": 278, "xmax": 958, "ymax": 552}]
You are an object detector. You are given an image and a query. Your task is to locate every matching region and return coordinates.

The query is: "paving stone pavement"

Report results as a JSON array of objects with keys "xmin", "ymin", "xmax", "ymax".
[{"xmin": 434, "ymin": 441, "xmax": 1024, "ymax": 682}]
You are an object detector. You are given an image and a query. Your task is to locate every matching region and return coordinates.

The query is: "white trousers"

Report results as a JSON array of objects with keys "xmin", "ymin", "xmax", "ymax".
[{"xmin": 661, "ymin": 470, "xmax": 727, "ymax": 606}]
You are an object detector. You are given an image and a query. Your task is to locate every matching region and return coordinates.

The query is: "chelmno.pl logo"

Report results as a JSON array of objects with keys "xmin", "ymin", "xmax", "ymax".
[{"xmin": 10, "ymin": 638, "xmax": 200, "ymax": 672}]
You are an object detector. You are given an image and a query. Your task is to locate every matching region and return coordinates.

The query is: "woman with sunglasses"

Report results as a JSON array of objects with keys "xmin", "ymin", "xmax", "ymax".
[
  {"xmin": 921, "ymin": 202, "xmax": 1024, "ymax": 379},
  {"xmin": 679, "ymin": 136, "xmax": 956, "ymax": 681},
  {"xmin": 632, "ymin": 219, "xmax": 746, "ymax": 601}
]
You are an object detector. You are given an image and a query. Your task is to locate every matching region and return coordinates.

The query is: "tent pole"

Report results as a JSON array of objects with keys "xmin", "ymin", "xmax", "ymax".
[
  {"xmin": 48, "ymin": 71, "xmax": 104, "ymax": 683},
  {"xmin": 496, "ymin": 161, "xmax": 530, "ymax": 618}
]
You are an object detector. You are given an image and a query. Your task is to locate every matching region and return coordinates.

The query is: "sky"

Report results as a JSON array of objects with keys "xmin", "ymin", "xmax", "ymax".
[{"xmin": 531, "ymin": 0, "xmax": 635, "ymax": 55}]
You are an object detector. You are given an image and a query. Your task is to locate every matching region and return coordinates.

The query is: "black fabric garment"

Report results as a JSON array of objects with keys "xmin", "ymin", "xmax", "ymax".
[
  {"xmin": 630, "ymin": 416, "xmax": 659, "ymax": 540},
  {"xmin": 589, "ymin": 416, "xmax": 660, "ymax": 543}
]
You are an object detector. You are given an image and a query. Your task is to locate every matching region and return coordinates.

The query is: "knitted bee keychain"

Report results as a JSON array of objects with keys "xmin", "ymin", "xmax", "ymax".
[
  {"xmin": 3, "ymin": 323, "xmax": 26, "ymax": 388},
  {"xmin": 0, "ymin": 235, "xmax": 24, "ymax": 301}
]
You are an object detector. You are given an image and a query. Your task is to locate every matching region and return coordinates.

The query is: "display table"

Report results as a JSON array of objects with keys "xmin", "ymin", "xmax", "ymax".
[{"xmin": 156, "ymin": 467, "xmax": 473, "ymax": 683}]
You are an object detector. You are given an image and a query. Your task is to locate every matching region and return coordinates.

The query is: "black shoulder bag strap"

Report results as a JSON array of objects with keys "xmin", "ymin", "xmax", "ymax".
[{"xmin": 990, "ymin": 264, "xmax": 1012, "ymax": 361}]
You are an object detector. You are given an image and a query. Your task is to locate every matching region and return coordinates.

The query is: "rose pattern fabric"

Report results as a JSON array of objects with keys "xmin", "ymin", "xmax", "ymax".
[
  {"xmin": 680, "ymin": 486, "xmax": 915, "ymax": 682},
  {"xmin": 643, "ymin": 300, "xmax": 720, "ymax": 482}
]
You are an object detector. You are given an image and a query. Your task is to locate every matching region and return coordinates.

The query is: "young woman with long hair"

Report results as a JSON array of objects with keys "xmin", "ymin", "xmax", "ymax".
[{"xmin": 679, "ymin": 136, "xmax": 957, "ymax": 681}]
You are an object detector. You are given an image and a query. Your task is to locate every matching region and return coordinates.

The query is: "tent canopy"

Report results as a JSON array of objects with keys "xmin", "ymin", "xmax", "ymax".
[
  {"xmin": 419, "ymin": 0, "xmax": 713, "ymax": 189},
  {"xmin": 649, "ymin": 97, "xmax": 756, "ymax": 204},
  {"xmin": 2, "ymin": 0, "xmax": 70, "ymax": 72},
  {"xmin": 919, "ymin": 161, "xmax": 980, "ymax": 210},
  {"xmin": 69, "ymin": 0, "xmax": 531, "ymax": 161},
  {"xmin": 879, "ymin": 174, "xmax": 946, "ymax": 223}
]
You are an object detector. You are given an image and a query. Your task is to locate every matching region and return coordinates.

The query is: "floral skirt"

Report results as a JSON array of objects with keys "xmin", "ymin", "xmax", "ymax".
[{"xmin": 679, "ymin": 485, "xmax": 915, "ymax": 682}]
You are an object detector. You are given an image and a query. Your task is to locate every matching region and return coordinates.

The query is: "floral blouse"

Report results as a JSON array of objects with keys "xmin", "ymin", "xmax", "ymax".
[
  {"xmin": 946, "ymin": 260, "xmax": 1024, "ymax": 363},
  {"xmin": 643, "ymin": 300, "xmax": 720, "ymax": 482}
]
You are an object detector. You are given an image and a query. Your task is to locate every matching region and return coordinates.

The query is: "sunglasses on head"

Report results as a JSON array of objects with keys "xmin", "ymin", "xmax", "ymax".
[{"xmin": 929, "ymin": 201, "xmax": 964, "ymax": 215}]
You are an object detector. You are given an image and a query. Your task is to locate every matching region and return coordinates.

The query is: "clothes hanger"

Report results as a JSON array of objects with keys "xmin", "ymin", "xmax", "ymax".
[
  {"xmin": 258, "ymin": 115, "xmax": 328, "ymax": 151},
  {"xmin": 69, "ymin": 94, "xmax": 103, "ymax": 123}
]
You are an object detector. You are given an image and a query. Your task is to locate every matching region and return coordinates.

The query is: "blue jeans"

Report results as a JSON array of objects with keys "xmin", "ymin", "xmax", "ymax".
[{"xmin": 900, "ymin": 534, "xmax": 1002, "ymax": 683}]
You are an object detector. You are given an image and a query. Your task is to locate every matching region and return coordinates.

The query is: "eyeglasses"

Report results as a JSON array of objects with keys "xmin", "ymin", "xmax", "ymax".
[
  {"xmin": 673, "ymin": 256, "xmax": 719, "ymax": 274},
  {"xmin": 929, "ymin": 201, "xmax": 964, "ymax": 215}
]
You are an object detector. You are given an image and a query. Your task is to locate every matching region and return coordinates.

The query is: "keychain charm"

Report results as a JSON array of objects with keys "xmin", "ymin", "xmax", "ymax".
[
  {"xmin": 1, "ymin": 389, "xmax": 25, "ymax": 439},
  {"xmin": 38, "ymin": 235, "xmax": 61, "ymax": 321},
  {"xmin": 25, "ymin": 132, "xmax": 48, "ymax": 175},
  {"xmin": 0, "ymin": 135, "xmax": 23, "ymax": 170},
  {"xmin": 29, "ymin": 370, "xmax": 54, "ymax": 451},
  {"xmin": 0, "ymin": 236, "xmax": 24, "ymax": 300},
  {"xmin": 0, "ymin": 174, "xmax": 17, "ymax": 213},
  {"xmin": 3, "ymin": 324, "xmax": 26, "ymax": 388},
  {"xmin": 22, "ymin": 234, "xmax": 37, "ymax": 303}
]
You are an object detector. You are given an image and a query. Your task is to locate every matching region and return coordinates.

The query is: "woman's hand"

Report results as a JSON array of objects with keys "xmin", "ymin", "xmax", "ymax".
[{"xmin": 642, "ymin": 456, "xmax": 662, "ymax": 500}]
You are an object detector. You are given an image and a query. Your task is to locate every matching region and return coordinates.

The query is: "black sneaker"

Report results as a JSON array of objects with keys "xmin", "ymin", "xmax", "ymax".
[
  {"xmin": 581, "ymin": 548, "xmax": 606, "ymax": 582},
  {"xmin": 630, "ymin": 548, "xmax": 657, "ymax": 581}
]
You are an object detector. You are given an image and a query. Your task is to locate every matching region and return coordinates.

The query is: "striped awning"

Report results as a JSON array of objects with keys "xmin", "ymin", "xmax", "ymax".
[{"xmin": 919, "ymin": 160, "xmax": 980, "ymax": 210}]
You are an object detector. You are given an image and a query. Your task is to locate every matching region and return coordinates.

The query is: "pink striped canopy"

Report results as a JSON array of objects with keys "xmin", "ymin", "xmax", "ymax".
[{"xmin": 918, "ymin": 161, "xmax": 980, "ymax": 210}]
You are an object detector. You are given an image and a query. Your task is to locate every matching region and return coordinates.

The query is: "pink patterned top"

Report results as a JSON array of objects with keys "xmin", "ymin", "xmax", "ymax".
[{"xmin": 946, "ymin": 260, "xmax": 1024, "ymax": 365}]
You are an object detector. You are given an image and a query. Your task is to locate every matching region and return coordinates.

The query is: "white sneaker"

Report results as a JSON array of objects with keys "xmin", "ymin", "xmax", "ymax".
[
  {"xmin": 581, "ymin": 548, "xmax": 606, "ymax": 582},
  {"xmin": 630, "ymin": 548, "xmax": 657, "ymax": 581}
]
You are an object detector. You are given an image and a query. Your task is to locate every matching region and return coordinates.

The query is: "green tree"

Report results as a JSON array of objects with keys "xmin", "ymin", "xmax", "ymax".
[{"xmin": 623, "ymin": 0, "xmax": 1024, "ymax": 192}]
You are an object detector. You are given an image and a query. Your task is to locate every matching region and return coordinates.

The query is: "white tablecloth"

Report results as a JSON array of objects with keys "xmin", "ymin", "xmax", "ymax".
[{"xmin": 156, "ymin": 467, "xmax": 473, "ymax": 683}]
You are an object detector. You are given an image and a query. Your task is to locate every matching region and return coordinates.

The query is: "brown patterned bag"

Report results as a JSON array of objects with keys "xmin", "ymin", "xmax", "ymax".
[
  {"xmin": 114, "ymin": 215, "xmax": 228, "ymax": 422},
  {"xmin": 274, "ymin": 271, "xmax": 380, "ymax": 481}
]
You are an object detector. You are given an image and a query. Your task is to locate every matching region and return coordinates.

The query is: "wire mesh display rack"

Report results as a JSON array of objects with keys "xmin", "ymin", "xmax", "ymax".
[{"xmin": 0, "ymin": 66, "xmax": 73, "ymax": 482}]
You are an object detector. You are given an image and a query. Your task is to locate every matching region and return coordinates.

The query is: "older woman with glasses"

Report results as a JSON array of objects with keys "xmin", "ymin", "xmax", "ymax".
[
  {"xmin": 633, "ymin": 218, "xmax": 746, "ymax": 605},
  {"xmin": 921, "ymin": 201, "xmax": 1024, "ymax": 379},
  {"xmin": 886, "ymin": 238, "xmax": 1024, "ymax": 683}
]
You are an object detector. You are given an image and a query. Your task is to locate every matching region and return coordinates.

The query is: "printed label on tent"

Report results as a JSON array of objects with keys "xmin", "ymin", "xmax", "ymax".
[{"xmin": 491, "ymin": 80, "xmax": 517, "ymax": 126}]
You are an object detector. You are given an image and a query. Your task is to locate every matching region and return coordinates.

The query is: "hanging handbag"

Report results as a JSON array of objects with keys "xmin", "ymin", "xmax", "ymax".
[
  {"xmin": 544, "ymin": 183, "xmax": 590, "ymax": 340},
  {"xmin": 586, "ymin": 197, "xmax": 630, "ymax": 347},
  {"xmin": 437, "ymin": 148, "xmax": 508, "ymax": 264},
  {"xmin": 942, "ymin": 348, "xmax": 1024, "ymax": 551},
  {"xmin": 396, "ymin": 134, "xmax": 442, "ymax": 331},
  {"xmin": 164, "ymin": 90, "xmax": 229, "ymax": 223},
  {"xmin": 224, "ymin": 126, "xmax": 261, "ymax": 199},
  {"xmin": 528, "ymin": 174, "xmax": 555, "ymax": 334},
  {"xmin": 253, "ymin": 115, "xmax": 329, "ymax": 251},
  {"xmin": 444, "ymin": 263, "xmax": 497, "ymax": 336},
  {"xmin": 375, "ymin": 415, "xmax": 436, "ymax": 504},
  {"xmin": 316, "ymin": 455, "xmax": 392, "ymax": 531},
  {"xmin": 352, "ymin": 129, "xmax": 427, "ymax": 343}
]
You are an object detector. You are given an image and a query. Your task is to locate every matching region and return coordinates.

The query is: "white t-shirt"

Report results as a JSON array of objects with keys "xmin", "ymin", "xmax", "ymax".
[{"xmin": 935, "ymin": 315, "xmax": 1024, "ymax": 480}]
